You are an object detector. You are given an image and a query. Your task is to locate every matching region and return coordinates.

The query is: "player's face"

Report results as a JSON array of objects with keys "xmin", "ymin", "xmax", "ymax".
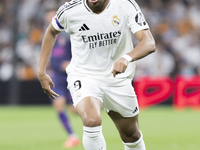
[{"xmin": 87, "ymin": 0, "xmax": 109, "ymax": 13}]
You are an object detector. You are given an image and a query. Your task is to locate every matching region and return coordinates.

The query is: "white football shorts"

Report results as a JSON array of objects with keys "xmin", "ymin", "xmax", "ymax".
[{"xmin": 67, "ymin": 74, "xmax": 139, "ymax": 118}]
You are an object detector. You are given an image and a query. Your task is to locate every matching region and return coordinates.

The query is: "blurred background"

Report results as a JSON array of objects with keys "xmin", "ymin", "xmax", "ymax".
[{"xmin": 0, "ymin": 0, "xmax": 200, "ymax": 150}]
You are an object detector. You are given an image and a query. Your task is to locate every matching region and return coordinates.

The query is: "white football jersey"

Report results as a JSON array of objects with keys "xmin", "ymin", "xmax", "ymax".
[{"xmin": 52, "ymin": 0, "xmax": 149, "ymax": 79}]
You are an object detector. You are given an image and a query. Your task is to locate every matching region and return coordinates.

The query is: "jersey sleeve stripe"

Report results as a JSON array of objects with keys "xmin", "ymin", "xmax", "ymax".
[
  {"xmin": 57, "ymin": 5, "xmax": 66, "ymax": 17},
  {"xmin": 55, "ymin": 18, "xmax": 64, "ymax": 29},
  {"xmin": 57, "ymin": 1, "xmax": 82, "ymax": 19},
  {"xmin": 127, "ymin": 0, "xmax": 138, "ymax": 11}
]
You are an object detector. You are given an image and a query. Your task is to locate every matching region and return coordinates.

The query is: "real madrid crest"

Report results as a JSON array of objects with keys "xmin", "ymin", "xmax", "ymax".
[{"xmin": 112, "ymin": 15, "xmax": 120, "ymax": 26}]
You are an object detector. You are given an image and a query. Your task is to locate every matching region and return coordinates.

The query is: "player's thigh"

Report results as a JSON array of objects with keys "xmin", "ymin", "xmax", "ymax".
[
  {"xmin": 51, "ymin": 80, "xmax": 67, "ymax": 111},
  {"xmin": 76, "ymin": 96, "xmax": 103, "ymax": 127},
  {"xmin": 52, "ymin": 96, "xmax": 66, "ymax": 111},
  {"xmin": 67, "ymin": 75, "xmax": 104, "ymax": 126}
]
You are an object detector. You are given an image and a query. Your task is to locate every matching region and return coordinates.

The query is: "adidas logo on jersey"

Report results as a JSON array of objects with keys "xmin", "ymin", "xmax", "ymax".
[
  {"xmin": 79, "ymin": 24, "xmax": 90, "ymax": 31},
  {"xmin": 133, "ymin": 106, "xmax": 138, "ymax": 113}
]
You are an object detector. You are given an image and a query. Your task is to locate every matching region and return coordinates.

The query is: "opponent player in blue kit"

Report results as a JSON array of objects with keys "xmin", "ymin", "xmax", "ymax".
[
  {"xmin": 49, "ymin": 33, "xmax": 80, "ymax": 148},
  {"xmin": 38, "ymin": 0, "xmax": 156, "ymax": 149},
  {"xmin": 44, "ymin": 7, "xmax": 80, "ymax": 148}
]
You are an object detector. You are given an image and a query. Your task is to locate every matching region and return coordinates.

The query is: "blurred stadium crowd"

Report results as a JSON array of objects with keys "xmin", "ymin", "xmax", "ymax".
[{"xmin": 0, "ymin": 0, "xmax": 200, "ymax": 81}]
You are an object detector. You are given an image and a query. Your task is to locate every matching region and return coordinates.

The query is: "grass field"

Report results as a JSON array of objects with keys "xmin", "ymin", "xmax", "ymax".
[{"xmin": 0, "ymin": 106, "xmax": 200, "ymax": 150}]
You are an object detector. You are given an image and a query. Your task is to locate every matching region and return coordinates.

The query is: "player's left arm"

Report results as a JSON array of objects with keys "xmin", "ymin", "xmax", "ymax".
[
  {"xmin": 127, "ymin": 29, "xmax": 156, "ymax": 61},
  {"xmin": 112, "ymin": 29, "xmax": 156, "ymax": 77},
  {"xmin": 37, "ymin": 23, "xmax": 61, "ymax": 99}
]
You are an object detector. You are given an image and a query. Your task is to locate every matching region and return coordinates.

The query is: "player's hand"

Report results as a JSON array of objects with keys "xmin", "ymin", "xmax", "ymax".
[
  {"xmin": 112, "ymin": 57, "xmax": 129, "ymax": 78},
  {"xmin": 37, "ymin": 72, "xmax": 59, "ymax": 99}
]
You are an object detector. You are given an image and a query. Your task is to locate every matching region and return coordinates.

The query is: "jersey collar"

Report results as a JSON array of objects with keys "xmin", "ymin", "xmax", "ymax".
[{"xmin": 83, "ymin": 0, "xmax": 111, "ymax": 13}]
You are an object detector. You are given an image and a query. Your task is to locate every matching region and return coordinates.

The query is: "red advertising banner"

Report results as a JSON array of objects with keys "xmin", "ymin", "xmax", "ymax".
[
  {"xmin": 134, "ymin": 77, "xmax": 172, "ymax": 109},
  {"xmin": 174, "ymin": 76, "xmax": 200, "ymax": 110},
  {"xmin": 134, "ymin": 76, "xmax": 200, "ymax": 110}
]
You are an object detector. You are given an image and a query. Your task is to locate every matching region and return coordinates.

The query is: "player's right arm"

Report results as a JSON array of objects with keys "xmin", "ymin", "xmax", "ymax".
[{"xmin": 37, "ymin": 23, "xmax": 61, "ymax": 99}]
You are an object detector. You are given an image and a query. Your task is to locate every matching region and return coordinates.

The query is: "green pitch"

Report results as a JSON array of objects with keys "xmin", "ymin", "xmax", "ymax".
[{"xmin": 0, "ymin": 106, "xmax": 200, "ymax": 150}]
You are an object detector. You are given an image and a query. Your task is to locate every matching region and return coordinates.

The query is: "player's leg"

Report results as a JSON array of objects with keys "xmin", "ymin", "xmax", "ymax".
[
  {"xmin": 51, "ymin": 76, "xmax": 77, "ymax": 136},
  {"xmin": 76, "ymin": 96, "xmax": 106, "ymax": 150},
  {"xmin": 53, "ymin": 96, "xmax": 80, "ymax": 148},
  {"xmin": 108, "ymin": 112, "xmax": 145, "ymax": 150},
  {"xmin": 103, "ymin": 79, "xmax": 146, "ymax": 150},
  {"xmin": 68, "ymin": 75, "xmax": 106, "ymax": 150},
  {"xmin": 66, "ymin": 90, "xmax": 78, "ymax": 114},
  {"xmin": 53, "ymin": 95, "xmax": 75, "ymax": 135}
]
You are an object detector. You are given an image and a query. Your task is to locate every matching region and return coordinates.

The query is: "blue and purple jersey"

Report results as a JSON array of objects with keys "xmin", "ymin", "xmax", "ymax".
[
  {"xmin": 50, "ymin": 32, "xmax": 71, "ymax": 74},
  {"xmin": 50, "ymin": 32, "xmax": 72, "ymax": 103}
]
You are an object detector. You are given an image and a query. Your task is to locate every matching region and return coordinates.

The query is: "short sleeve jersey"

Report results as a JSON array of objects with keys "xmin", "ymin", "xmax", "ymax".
[{"xmin": 52, "ymin": 0, "xmax": 149, "ymax": 79}]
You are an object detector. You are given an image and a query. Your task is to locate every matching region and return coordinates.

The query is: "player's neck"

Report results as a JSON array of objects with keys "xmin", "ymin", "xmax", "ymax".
[{"xmin": 86, "ymin": 0, "xmax": 110, "ymax": 14}]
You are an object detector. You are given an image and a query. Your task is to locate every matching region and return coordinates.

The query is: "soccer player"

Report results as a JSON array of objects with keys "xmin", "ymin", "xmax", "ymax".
[
  {"xmin": 38, "ymin": 0, "xmax": 156, "ymax": 150},
  {"xmin": 44, "ymin": 5, "xmax": 80, "ymax": 148}
]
